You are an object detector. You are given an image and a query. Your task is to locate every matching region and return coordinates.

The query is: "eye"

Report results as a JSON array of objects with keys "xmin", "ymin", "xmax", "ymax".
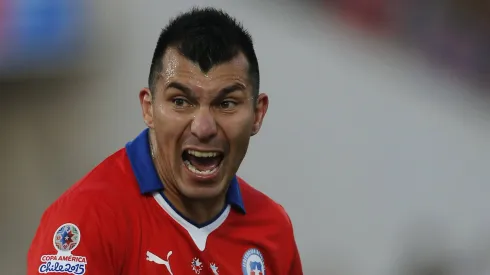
[
  {"xmin": 219, "ymin": 100, "xmax": 237, "ymax": 109},
  {"xmin": 172, "ymin": 97, "xmax": 192, "ymax": 108}
]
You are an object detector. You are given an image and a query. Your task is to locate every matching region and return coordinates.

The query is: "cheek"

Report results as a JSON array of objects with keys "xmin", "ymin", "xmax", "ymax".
[
  {"xmin": 218, "ymin": 113, "xmax": 254, "ymax": 147},
  {"xmin": 154, "ymin": 104, "xmax": 193, "ymax": 133},
  {"xmin": 153, "ymin": 104, "xmax": 191, "ymax": 151},
  {"xmin": 223, "ymin": 119, "xmax": 252, "ymax": 171},
  {"xmin": 155, "ymin": 103, "xmax": 190, "ymax": 125}
]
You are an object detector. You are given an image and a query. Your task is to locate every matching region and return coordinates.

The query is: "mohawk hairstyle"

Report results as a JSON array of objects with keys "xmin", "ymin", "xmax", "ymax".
[{"xmin": 148, "ymin": 7, "xmax": 260, "ymax": 96}]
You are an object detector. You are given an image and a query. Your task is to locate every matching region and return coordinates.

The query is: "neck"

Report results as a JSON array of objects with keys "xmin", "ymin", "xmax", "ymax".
[
  {"xmin": 165, "ymin": 190, "xmax": 226, "ymax": 225},
  {"xmin": 148, "ymin": 130, "xmax": 226, "ymax": 225}
]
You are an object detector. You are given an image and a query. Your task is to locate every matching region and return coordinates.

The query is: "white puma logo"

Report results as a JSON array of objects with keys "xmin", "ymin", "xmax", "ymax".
[{"xmin": 146, "ymin": 251, "xmax": 173, "ymax": 275}]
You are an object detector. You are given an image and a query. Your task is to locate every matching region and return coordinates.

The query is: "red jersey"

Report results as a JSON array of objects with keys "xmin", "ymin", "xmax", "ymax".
[{"xmin": 27, "ymin": 129, "xmax": 303, "ymax": 275}]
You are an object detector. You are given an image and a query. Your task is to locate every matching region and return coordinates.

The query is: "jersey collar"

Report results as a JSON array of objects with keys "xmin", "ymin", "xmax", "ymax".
[{"xmin": 125, "ymin": 128, "xmax": 245, "ymax": 213}]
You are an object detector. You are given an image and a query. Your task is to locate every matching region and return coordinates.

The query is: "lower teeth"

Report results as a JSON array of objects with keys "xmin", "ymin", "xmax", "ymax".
[{"xmin": 184, "ymin": 160, "xmax": 218, "ymax": 175}]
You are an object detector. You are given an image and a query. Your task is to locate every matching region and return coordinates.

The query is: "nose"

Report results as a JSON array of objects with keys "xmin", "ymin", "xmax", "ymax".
[{"xmin": 191, "ymin": 108, "xmax": 217, "ymax": 141}]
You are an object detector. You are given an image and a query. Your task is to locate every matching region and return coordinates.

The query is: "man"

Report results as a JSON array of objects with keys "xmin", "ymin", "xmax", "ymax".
[{"xmin": 28, "ymin": 7, "xmax": 303, "ymax": 275}]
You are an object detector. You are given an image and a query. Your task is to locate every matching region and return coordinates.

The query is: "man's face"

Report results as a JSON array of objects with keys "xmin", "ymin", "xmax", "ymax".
[{"xmin": 140, "ymin": 48, "xmax": 268, "ymax": 200}]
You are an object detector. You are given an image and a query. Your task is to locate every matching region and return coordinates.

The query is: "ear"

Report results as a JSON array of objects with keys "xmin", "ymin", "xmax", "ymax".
[
  {"xmin": 251, "ymin": 93, "xmax": 269, "ymax": 136},
  {"xmin": 139, "ymin": 87, "xmax": 154, "ymax": 128}
]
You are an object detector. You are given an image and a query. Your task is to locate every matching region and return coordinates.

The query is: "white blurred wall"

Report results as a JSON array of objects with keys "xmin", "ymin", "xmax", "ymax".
[{"xmin": 1, "ymin": 1, "xmax": 490, "ymax": 274}]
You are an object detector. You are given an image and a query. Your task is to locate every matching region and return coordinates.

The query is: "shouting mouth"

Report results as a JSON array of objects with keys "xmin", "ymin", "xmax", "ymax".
[{"xmin": 182, "ymin": 149, "xmax": 224, "ymax": 179}]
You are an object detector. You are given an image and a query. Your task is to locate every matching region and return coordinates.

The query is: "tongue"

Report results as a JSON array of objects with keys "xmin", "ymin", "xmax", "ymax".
[{"xmin": 187, "ymin": 155, "xmax": 221, "ymax": 171}]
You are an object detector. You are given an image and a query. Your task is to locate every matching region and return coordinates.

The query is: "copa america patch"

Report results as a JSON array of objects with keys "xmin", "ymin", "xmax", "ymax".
[
  {"xmin": 241, "ymin": 248, "xmax": 265, "ymax": 275},
  {"xmin": 38, "ymin": 223, "xmax": 87, "ymax": 275}
]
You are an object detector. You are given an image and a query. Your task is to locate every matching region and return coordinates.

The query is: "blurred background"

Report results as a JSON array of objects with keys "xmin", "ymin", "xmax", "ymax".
[{"xmin": 1, "ymin": 0, "xmax": 490, "ymax": 274}]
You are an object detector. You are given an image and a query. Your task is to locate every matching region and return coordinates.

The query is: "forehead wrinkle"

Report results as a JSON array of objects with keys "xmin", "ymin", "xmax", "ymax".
[
  {"xmin": 160, "ymin": 50, "xmax": 251, "ymax": 93},
  {"xmin": 161, "ymin": 65, "xmax": 248, "ymax": 86}
]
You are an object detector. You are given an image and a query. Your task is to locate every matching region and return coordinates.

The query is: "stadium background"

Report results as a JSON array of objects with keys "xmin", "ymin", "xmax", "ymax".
[{"xmin": 1, "ymin": 0, "xmax": 489, "ymax": 274}]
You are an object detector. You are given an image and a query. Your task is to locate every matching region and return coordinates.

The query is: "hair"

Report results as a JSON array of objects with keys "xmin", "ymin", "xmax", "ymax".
[{"xmin": 148, "ymin": 7, "xmax": 260, "ymax": 97}]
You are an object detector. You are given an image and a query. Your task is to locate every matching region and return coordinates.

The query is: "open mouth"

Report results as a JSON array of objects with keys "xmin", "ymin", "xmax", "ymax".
[{"xmin": 182, "ymin": 149, "xmax": 224, "ymax": 176}]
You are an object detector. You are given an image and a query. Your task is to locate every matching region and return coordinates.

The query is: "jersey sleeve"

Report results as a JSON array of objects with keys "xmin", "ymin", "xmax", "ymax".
[
  {"xmin": 27, "ymin": 189, "xmax": 125, "ymax": 275},
  {"xmin": 288, "ymin": 238, "xmax": 303, "ymax": 275},
  {"xmin": 280, "ymin": 205, "xmax": 304, "ymax": 275}
]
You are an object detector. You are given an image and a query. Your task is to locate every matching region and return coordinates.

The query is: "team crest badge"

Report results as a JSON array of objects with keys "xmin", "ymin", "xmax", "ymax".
[
  {"xmin": 38, "ymin": 223, "xmax": 87, "ymax": 275},
  {"xmin": 242, "ymin": 248, "xmax": 265, "ymax": 275}
]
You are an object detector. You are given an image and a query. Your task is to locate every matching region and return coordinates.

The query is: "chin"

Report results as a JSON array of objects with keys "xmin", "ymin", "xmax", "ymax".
[{"xmin": 178, "ymin": 179, "xmax": 227, "ymax": 200}]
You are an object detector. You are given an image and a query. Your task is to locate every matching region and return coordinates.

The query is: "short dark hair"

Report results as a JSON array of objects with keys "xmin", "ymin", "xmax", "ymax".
[{"xmin": 148, "ymin": 7, "xmax": 260, "ymax": 97}]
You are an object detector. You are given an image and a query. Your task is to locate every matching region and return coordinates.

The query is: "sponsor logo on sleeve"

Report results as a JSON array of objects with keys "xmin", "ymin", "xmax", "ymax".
[{"xmin": 38, "ymin": 223, "xmax": 87, "ymax": 275}]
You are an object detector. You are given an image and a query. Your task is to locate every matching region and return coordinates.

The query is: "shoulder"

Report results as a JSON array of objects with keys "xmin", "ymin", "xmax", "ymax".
[
  {"xmin": 27, "ymin": 149, "xmax": 134, "ymax": 274},
  {"xmin": 54, "ymin": 149, "xmax": 138, "ymax": 204},
  {"xmin": 237, "ymin": 176, "xmax": 294, "ymax": 229},
  {"xmin": 29, "ymin": 149, "xmax": 135, "ymax": 256},
  {"xmin": 42, "ymin": 148, "xmax": 138, "ymax": 225}
]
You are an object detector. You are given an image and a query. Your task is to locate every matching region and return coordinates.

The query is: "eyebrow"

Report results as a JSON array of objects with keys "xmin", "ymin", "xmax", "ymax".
[
  {"xmin": 166, "ymin": 81, "xmax": 247, "ymax": 98},
  {"xmin": 218, "ymin": 83, "xmax": 247, "ymax": 97},
  {"xmin": 166, "ymin": 82, "xmax": 195, "ymax": 98}
]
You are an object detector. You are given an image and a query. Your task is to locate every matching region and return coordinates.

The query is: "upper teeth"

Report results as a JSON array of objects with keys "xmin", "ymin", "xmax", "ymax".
[{"xmin": 187, "ymin": 150, "xmax": 219, "ymax": 158}]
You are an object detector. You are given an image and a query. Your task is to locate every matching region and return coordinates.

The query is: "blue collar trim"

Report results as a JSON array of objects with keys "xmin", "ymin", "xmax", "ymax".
[{"xmin": 125, "ymin": 128, "xmax": 245, "ymax": 213}]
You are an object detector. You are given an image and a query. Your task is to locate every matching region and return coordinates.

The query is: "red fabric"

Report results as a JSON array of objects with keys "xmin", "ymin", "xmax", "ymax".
[{"xmin": 27, "ymin": 149, "xmax": 302, "ymax": 275}]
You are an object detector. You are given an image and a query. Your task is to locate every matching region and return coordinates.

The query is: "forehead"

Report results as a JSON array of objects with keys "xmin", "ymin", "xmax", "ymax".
[{"xmin": 160, "ymin": 48, "xmax": 251, "ymax": 90}]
